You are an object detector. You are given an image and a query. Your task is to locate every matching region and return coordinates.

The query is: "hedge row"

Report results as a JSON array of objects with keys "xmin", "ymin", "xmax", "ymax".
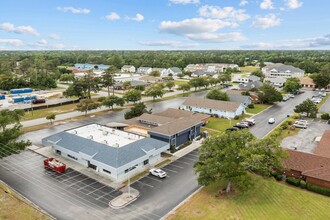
[
  {"xmin": 306, "ymin": 183, "xmax": 330, "ymax": 196},
  {"xmin": 286, "ymin": 177, "xmax": 301, "ymax": 186}
]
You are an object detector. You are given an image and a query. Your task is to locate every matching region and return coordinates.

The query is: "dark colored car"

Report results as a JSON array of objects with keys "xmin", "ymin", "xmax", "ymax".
[
  {"xmin": 233, "ymin": 124, "xmax": 248, "ymax": 129},
  {"xmin": 226, "ymin": 127, "xmax": 239, "ymax": 131},
  {"xmin": 32, "ymin": 99, "xmax": 46, "ymax": 104}
]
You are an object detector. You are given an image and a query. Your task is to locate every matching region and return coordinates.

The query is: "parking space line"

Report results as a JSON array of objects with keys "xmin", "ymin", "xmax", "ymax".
[
  {"xmin": 86, "ymin": 185, "xmax": 108, "ymax": 195},
  {"xmin": 144, "ymin": 175, "xmax": 163, "ymax": 183},
  {"xmin": 137, "ymin": 180, "xmax": 154, "ymax": 188},
  {"xmin": 68, "ymin": 176, "xmax": 90, "ymax": 187},
  {"xmin": 58, "ymin": 173, "xmax": 82, "ymax": 182},
  {"xmin": 78, "ymin": 181, "xmax": 98, "ymax": 190},
  {"xmin": 174, "ymin": 160, "xmax": 191, "ymax": 165},
  {"xmin": 180, "ymin": 157, "xmax": 197, "ymax": 162},
  {"xmin": 168, "ymin": 163, "xmax": 184, "ymax": 169},
  {"xmin": 95, "ymin": 189, "xmax": 117, "ymax": 200},
  {"xmin": 162, "ymin": 167, "xmax": 178, "ymax": 173}
]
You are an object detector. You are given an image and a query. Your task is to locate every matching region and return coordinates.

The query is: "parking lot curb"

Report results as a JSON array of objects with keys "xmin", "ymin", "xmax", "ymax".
[{"xmin": 109, "ymin": 187, "xmax": 140, "ymax": 209}]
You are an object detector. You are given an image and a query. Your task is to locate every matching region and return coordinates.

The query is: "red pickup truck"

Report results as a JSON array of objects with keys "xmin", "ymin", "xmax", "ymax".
[{"xmin": 43, "ymin": 158, "xmax": 66, "ymax": 173}]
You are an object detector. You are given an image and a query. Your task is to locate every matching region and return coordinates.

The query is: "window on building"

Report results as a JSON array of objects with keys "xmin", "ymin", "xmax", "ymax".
[
  {"xmin": 144, "ymin": 159, "xmax": 149, "ymax": 165},
  {"xmin": 55, "ymin": 150, "xmax": 61, "ymax": 155},
  {"xmin": 125, "ymin": 165, "xmax": 138, "ymax": 173},
  {"xmin": 67, "ymin": 154, "xmax": 78, "ymax": 160},
  {"xmin": 103, "ymin": 169, "xmax": 111, "ymax": 174}
]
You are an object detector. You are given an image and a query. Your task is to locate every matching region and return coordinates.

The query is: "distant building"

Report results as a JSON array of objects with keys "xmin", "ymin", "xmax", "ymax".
[
  {"xmin": 152, "ymin": 68, "xmax": 167, "ymax": 76},
  {"xmin": 137, "ymin": 67, "xmax": 152, "ymax": 75},
  {"xmin": 300, "ymin": 77, "xmax": 316, "ymax": 89},
  {"xmin": 121, "ymin": 65, "xmax": 136, "ymax": 73},
  {"xmin": 227, "ymin": 93, "xmax": 252, "ymax": 107},
  {"xmin": 184, "ymin": 63, "xmax": 240, "ymax": 73},
  {"xmin": 42, "ymin": 124, "xmax": 169, "ymax": 182},
  {"xmin": 74, "ymin": 63, "xmax": 110, "ymax": 70},
  {"xmin": 264, "ymin": 77, "xmax": 287, "ymax": 87},
  {"xmin": 238, "ymin": 81, "xmax": 264, "ymax": 91},
  {"xmin": 181, "ymin": 97, "xmax": 245, "ymax": 118},
  {"xmin": 139, "ymin": 75, "xmax": 163, "ymax": 83},
  {"xmin": 166, "ymin": 67, "xmax": 182, "ymax": 76},
  {"xmin": 262, "ymin": 63, "xmax": 304, "ymax": 78}
]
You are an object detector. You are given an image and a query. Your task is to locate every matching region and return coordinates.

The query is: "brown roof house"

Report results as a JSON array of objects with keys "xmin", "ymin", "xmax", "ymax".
[
  {"xmin": 300, "ymin": 77, "xmax": 316, "ymax": 90},
  {"xmin": 180, "ymin": 97, "xmax": 245, "ymax": 118},
  {"xmin": 124, "ymin": 108, "xmax": 209, "ymax": 148}
]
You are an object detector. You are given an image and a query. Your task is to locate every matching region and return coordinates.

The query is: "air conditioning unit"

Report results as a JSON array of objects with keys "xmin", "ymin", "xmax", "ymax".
[
  {"xmin": 102, "ymin": 130, "xmax": 108, "ymax": 135},
  {"xmin": 88, "ymin": 135, "xmax": 93, "ymax": 140}
]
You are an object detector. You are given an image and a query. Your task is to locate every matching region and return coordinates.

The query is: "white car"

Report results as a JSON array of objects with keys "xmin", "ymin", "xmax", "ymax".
[
  {"xmin": 243, "ymin": 118, "xmax": 256, "ymax": 125},
  {"xmin": 268, "ymin": 118, "xmax": 275, "ymax": 124},
  {"xmin": 149, "ymin": 168, "xmax": 167, "ymax": 178}
]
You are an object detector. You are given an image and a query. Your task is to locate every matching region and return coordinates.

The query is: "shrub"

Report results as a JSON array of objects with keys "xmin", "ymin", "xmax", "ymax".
[
  {"xmin": 271, "ymin": 171, "xmax": 283, "ymax": 181},
  {"xmin": 234, "ymin": 115, "xmax": 239, "ymax": 120},
  {"xmin": 286, "ymin": 177, "xmax": 300, "ymax": 186},
  {"xmin": 286, "ymin": 119, "xmax": 294, "ymax": 125},
  {"xmin": 300, "ymin": 180, "xmax": 307, "ymax": 189},
  {"xmin": 291, "ymin": 113, "xmax": 301, "ymax": 119},
  {"xmin": 170, "ymin": 145, "xmax": 177, "ymax": 153},
  {"xmin": 248, "ymin": 103, "xmax": 255, "ymax": 108},
  {"xmin": 321, "ymin": 113, "xmax": 330, "ymax": 120},
  {"xmin": 280, "ymin": 123, "xmax": 288, "ymax": 130},
  {"xmin": 306, "ymin": 183, "xmax": 330, "ymax": 196}
]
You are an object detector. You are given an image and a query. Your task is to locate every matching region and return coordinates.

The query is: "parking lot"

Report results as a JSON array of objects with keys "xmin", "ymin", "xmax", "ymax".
[
  {"xmin": 281, "ymin": 119, "xmax": 330, "ymax": 153},
  {"xmin": 0, "ymin": 146, "xmax": 200, "ymax": 220}
]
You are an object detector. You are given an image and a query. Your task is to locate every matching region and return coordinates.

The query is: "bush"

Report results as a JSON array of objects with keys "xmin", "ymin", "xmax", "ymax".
[
  {"xmin": 170, "ymin": 145, "xmax": 177, "ymax": 153},
  {"xmin": 271, "ymin": 171, "xmax": 283, "ymax": 181},
  {"xmin": 234, "ymin": 115, "xmax": 239, "ymax": 120},
  {"xmin": 286, "ymin": 119, "xmax": 294, "ymax": 125},
  {"xmin": 321, "ymin": 113, "xmax": 330, "ymax": 120},
  {"xmin": 286, "ymin": 177, "xmax": 300, "ymax": 186},
  {"xmin": 291, "ymin": 113, "xmax": 301, "ymax": 119},
  {"xmin": 280, "ymin": 123, "xmax": 288, "ymax": 130},
  {"xmin": 306, "ymin": 183, "xmax": 330, "ymax": 196},
  {"xmin": 248, "ymin": 103, "xmax": 255, "ymax": 108},
  {"xmin": 300, "ymin": 180, "xmax": 307, "ymax": 189}
]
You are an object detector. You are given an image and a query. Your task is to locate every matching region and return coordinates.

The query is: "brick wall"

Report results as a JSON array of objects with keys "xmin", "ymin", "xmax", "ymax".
[{"xmin": 306, "ymin": 177, "xmax": 330, "ymax": 188}]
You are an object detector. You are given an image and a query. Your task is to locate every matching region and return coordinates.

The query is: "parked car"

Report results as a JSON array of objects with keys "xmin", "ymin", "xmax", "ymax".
[
  {"xmin": 268, "ymin": 118, "xmax": 275, "ymax": 124},
  {"xmin": 32, "ymin": 98, "xmax": 46, "ymax": 104},
  {"xmin": 242, "ymin": 118, "xmax": 256, "ymax": 125},
  {"xmin": 293, "ymin": 121, "xmax": 308, "ymax": 129},
  {"xmin": 288, "ymin": 94, "xmax": 295, "ymax": 99},
  {"xmin": 234, "ymin": 123, "xmax": 249, "ymax": 129},
  {"xmin": 149, "ymin": 168, "xmax": 167, "ymax": 178},
  {"xmin": 226, "ymin": 127, "xmax": 239, "ymax": 131}
]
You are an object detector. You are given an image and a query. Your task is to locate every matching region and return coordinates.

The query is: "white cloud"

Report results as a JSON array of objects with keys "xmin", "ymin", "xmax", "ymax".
[
  {"xmin": 49, "ymin": 34, "xmax": 61, "ymax": 40},
  {"xmin": 199, "ymin": 5, "xmax": 250, "ymax": 22},
  {"xmin": 186, "ymin": 32, "xmax": 246, "ymax": 43},
  {"xmin": 131, "ymin": 13, "xmax": 144, "ymax": 21},
  {"xmin": 37, "ymin": 39, "xmax": 48, "ymax": 46},
  {"xmin": 0, "ymin": 39, "xmax": 23, "ymax": 46},
  {"xmin": 57, "ymin": 6, "xmax": 90, "ymax": 14},
  {"xmin": 138, "ymin": 40, "xmax": 198, "ymax": 48},
  {"xmin": 239, "ymin": 1, "xmax": 248, "ymax": 6},
  {"xmin": 169, "ymin": 0, "xmax": 199, "ymax": 5},
  {"xmin": 285, "ymin": 0, "xmax": 303, "ymax": 9},
  {"xmin": 251, "ymin": 14, "xmax": 281, "ymax": 29},
  {"xmin": 0, "ymin": 22, "xmax": 39, "ymax": 36},
  {"xmin": 105, "ymin": 12, "xmax": 120, "ymax": 21},
  {"xmin": 52, "ymin": 44, "xmax": 66, "ymax": 49},
  {"xmin": 160, "ymin": 18, "xmax": 236, "ymax": 35},
  {"xmin": 260, "ymin": 0, "xmax": 274, "ymax": 10}
]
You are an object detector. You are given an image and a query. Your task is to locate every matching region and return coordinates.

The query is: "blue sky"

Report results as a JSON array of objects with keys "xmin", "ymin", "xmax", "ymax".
[{"xmin": 0, "ymin": 0, "xmax": 329, "ymax": 50}]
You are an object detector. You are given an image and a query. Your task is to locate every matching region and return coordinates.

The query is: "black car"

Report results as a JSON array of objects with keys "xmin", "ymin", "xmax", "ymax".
[
  {"xmin": 233, "ymin": 124, "xmax": 248, "ymax": 129},
  {"xmin": 226, "ymin": 127, "xmax": 239, "ymax": 131}
]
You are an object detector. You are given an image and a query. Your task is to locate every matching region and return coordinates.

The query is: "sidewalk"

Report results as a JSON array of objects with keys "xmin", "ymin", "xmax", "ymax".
[{"xmin": 171, "ymin": 138, "xmax": 203, "ymax": 160}]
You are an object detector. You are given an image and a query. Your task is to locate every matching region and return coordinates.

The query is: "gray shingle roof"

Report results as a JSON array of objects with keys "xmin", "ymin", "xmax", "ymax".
[
  {"xmin": 42, "ymin": 131, "xmax": 168, "ymax": 168},
  {"xmin": 265, "ymin": 63, "xmax": 304, "ymax": 73},
  {"xmin": 228, "ymin": 94, "xmax": 251, "ymax": 104},
  {"xmin": 239, "ymin": 81, "xmax": 264, "ymax": 90},
  {"xmin": 183, "ymin": 97, "xmax": 241, "ymax": 112},
  {"xmin": 168, "ymin": 67, "xmax": 182, "ymax": 73}
]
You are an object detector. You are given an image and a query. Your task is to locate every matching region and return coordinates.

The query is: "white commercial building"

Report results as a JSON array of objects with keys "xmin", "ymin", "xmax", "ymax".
[{"xmin": 42, "ymin": 124, "xmax": 169, "ymax": 182}]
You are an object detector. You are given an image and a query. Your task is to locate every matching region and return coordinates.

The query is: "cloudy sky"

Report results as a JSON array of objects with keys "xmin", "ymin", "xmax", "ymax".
[{"xmin": 0, "ymin": 0, "xmax": 329, "ymax": 50}]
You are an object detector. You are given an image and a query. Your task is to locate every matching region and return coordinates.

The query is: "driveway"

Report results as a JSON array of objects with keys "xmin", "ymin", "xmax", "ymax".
[
  {"xmin": 319, "ymin": 94, "xmax": 330, "ymax": 113},
  {"xmin": 281, "ymin": 119, "xmax": 330, "ymax": 153}
]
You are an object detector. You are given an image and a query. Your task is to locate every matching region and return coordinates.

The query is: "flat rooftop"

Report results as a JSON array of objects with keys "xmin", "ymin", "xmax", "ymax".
[{"xmin": 66, "ymin": 124, "xmax": 144, "ymax": 148}]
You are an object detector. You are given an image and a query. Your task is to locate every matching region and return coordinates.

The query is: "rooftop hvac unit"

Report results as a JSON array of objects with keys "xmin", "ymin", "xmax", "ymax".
[
  {"xmin": 103, "ymin": 140, "xmax": 108, "ymax": 144},
  {"xmin": 102, "ymin": 130, "xmax": 108, "ymax": 136},
  {"xmin": 88, "ymin": 135, "xmax": 93, "ymax": 140},
  {"xmin": 73, "ymin": 130, "xmax": 77, "ymax": 134},
  {"xmin": 114, "ymin": 143, "xmax": 119, "ymax": 148},
  {"xmin": 112, "ymin": 129, "xmax": 115, "ymax": 134}
]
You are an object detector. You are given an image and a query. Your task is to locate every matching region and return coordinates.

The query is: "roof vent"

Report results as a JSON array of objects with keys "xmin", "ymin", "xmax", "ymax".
[
  {"xmin": 88, "ymin": 135, "xmax": 93, "ymax": 140},
  {"xmin": 102, "ymin": 130, "xmax": 108, "ymax": 135},
  {"xmin": 114, "ymin": 143, "xmax": 119, "ymax": 148},
  {"xmin": 73, "ymin": 130, "xmax": 77, "ymax": 134},
  {"xmin": 103, "ymin": 140, "xmax": 108, "ymax": 144}
]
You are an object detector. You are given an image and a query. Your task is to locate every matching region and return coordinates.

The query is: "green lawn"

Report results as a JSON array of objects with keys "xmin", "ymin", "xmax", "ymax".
[
  {"xmin": 246, "ymin": 104, "xmax": 271, "ymax": 114},
  {"xmin": 168, "ymin": 175, "xmax": 330, "ymax": 220},
  {"xmin": 240, "ymin": 66, "xmax": 260, "ymax": 72},
  {"xmin": 205, "ymin": 116, "xmax": 248, "ymax": 131},
  {"xmin": 174, "ymin": 80, "xmax": 189, "ymax": 86}
]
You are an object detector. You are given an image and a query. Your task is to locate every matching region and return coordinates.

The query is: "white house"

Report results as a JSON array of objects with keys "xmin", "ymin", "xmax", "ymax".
[
  {"xmin": 264, "ymin": 77, "xmax": 287, "ymax": 87},
  {"xmin": 137, "ymin": 67, "xmax": 152, "ymax": 75},
  {"xmin": 166, "ymin": 67, "xmax": 182, "ymax": 76},
  {"xmin": 152, "ymin": 68, "xmax": 167, "ymax": 76},
  {"xmin": 121, "ymin": 65, "xmax": 136, "ymax": 73},
  {"xmin": 181, "ymin": 97, "xmax": 245, "ymax": 118},
  {"xmin": 42, "ymin": 124, "xmax": 169, "ymax": 182},
  {"xmin": 262, "ymin": 63, "xmax": 304, "ymax": 78}
]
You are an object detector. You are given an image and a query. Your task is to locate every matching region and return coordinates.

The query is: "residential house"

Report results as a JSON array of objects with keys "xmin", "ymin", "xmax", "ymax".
[
  {"xmin": 264, "ymin": 77, "xmax": 286, "ymax": 87},
  {"xmin": 166, "ymin": 67, "xmax": 182, "ymax": 76},
  {"xmin": 226, "ymin": 89, "xmax": 260, "ymax": 104},
  {"xmin": 181, "ymin": 97, "xmax": 245, "ymax": 118},
  {"xmin": 139, "ymin": 75, "xmax": 163, "ymax": 83},
  {"xmin": 137, "ymin": 67, "xmax": 152, "ymax": 75},
  {"xmin": 152, "ymin": 68, "xmax": 167, "ymax": 76},
  {"xmin": 238, "ymin": 81, "xmax": 264, "ymax": 91},
  {"xmin": 42, "ymin": 124, "xmax": 169, "ymax": 182},
  {"xmin": 74, "ymin": 63, "xmax": 110, "ymax": 70},
  {"xmin": 247, "ymin": 75, "xmax": 260, "ymax": 82},
  {"xmin": 121, "ymin": 65, "xmax": 136, "ymax": 73},
  {"xmin": 300, "ymin": 77, "xmax": 316, "ymax": 89},
  {"xmin": 184, "ymin": 63, "xmax": 240, "ymax": 73},
  {"xmin": 262, "ymin": 63, "xmax": 305, "ymax": 78},
  {"xmin": 228, "ymin": 93, "xmax": 252, "ymax": 107},
  {"xmin": 124, "ymin": 108, "xmax": 210, "ymax": 148}
]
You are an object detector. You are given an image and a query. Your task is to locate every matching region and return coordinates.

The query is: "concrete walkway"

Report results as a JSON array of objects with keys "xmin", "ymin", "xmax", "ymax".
[{"xmin": 109, "ymin": 186, "xmax": 140, "ymax": 209}]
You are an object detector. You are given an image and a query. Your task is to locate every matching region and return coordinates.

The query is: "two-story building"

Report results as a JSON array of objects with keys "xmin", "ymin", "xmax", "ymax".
[
  {"xmin": 262, "ymin": 63, "xmax": 304, "ymax": 78},
  {"xmin": 121, "ymin": 65, "xmax": 136, "ymax": 73}
]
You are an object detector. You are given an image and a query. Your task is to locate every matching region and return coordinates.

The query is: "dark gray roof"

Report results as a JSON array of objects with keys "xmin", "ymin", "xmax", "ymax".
[
  {"xmin": 228, "ymin": 94, "xmax": 251, "ymax": 104},
  {"xmin": 42, "ymin": 131, "xmax": 168, "ymax": 168},
  {"xmin": 239, "ymin": 81, "xmax": 263, "ymax": 90},
  {"xmin": 265, "ymin": 63, "xmax": 304, "ymax": 73},
  {"xmin": 168, "ymin": 67, "xmax": 182, "ymax": 73},
  {"xmin": 247, "ymin": 75, "xmax": 260, "ymax": 81}
]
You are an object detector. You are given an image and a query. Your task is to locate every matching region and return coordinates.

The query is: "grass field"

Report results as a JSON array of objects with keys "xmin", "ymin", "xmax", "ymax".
[
  {"xmin": 174, "ymin": 80, "xmax": 189, "ymax": 86},
  {"xmin": 245, "ymin": 104, "xmax": 271, "ymax": 114},
  {"xmin": 168, "ymin": 175, "xmax": 330, "ymax": 220},
  {"xmin": 205, "ymin": 116, "xmax": 248, "ymax": 131},
  {"xmin": 240, "ymin": 66, "xmax": 260, "ymax": 72},
  {"xmin": 0, "ymin": 182, "xmax": 50, "ymax": 220}
]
